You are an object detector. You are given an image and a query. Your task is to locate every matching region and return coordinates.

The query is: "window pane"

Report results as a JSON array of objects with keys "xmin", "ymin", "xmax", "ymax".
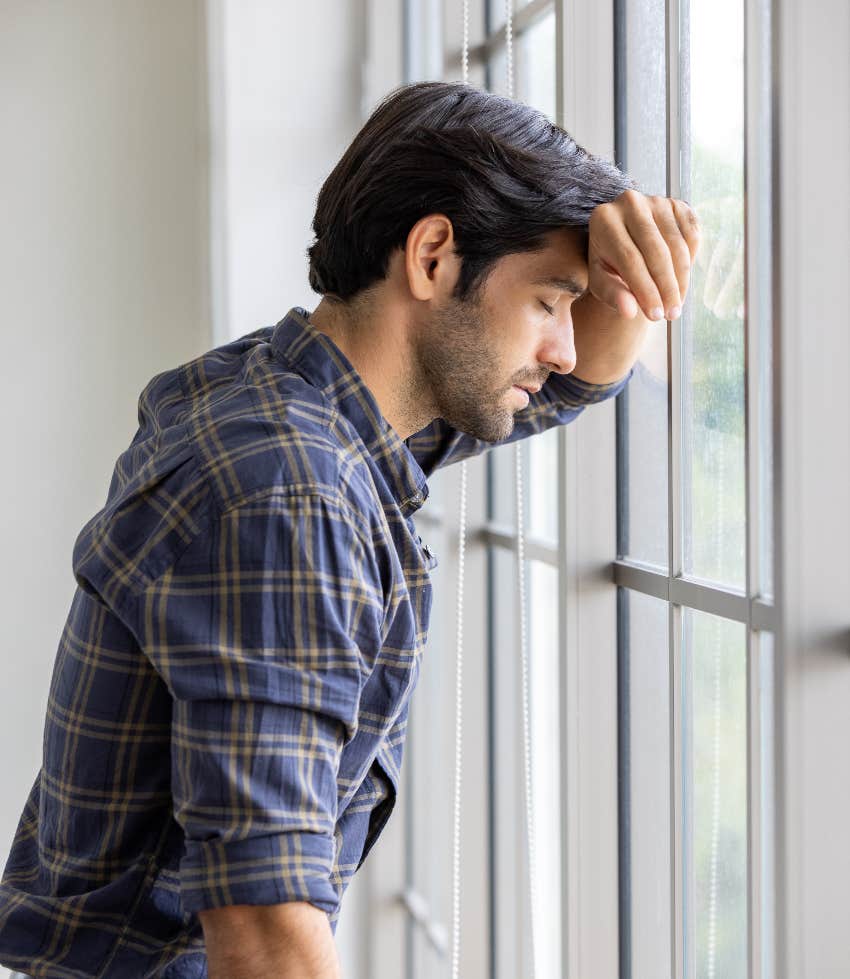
[
  {"xmin": 528, "ymin": 560, "xmax": 562, "ymax": 979},
  {"xmin": 406, "ymin": 495, "xmax": 460, "ymax": 976},
  {"xmin": 487, "ymin": 0, "xmax": 538, "ymax": 32},
  {"xmin": 680, "ymin": 0, "xmax": 746, "ymax": 588},
  {"xmin": 490, "ymin": 442, "xmax": 517, "ymax": 529},
  {"xmin": 752, "ymin": 0, "xmax": 774, "ymax": 600},
  {"xmin": 487, "ymin": 7, "xmax": 554, "ymax": 113},
  {"xmin": 623, "ymin": 588, "xmax": 672, "ymax": 979},
  {"xmin": 527, "ymin": 426, "xmax": 559, "ymax": 543},
  {"xmin": 492, "ymin": 549, "xmax": 562, "ymax": 978},
  {"xmin": 682, "ymin": 609, "xmax": 748, "ymax": 978},
  {"xmin": 489, "ymin": 431, "xmax": 558, "ymax": 543},
  {"xmin": 516, "ymin": 9, "xmax": 556, "ymax": 122},
  {"xmin": 758, "ymin": 632, "xmax": 775, "ymax": 978},
  {"xmin": 618, "ymin": 0, "xmax": 668, "ymax": 569},
  {"xmin": 491, "ymin": 546, "xmax": 523, "ymax": 975}
]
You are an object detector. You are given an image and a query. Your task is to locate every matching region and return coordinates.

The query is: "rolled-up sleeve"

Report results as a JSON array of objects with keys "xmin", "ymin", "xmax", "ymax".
[{"xmin": 134, "ymin": 488, "xmax": 383, "ymax": 915}]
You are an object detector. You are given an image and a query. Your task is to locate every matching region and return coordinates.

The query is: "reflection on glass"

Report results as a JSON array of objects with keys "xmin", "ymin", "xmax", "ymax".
[
  {"xmin": 619, "ymin": 0, "xmax": 669, "ymax": 569},
  {"xmin": 681, "ymin": 0, "xmax": 746, "ymax": 588},
  {"xmin": 682, "ymin": 609, "xmax": 748, "ymax": 978},
  {"xmin": 625, "ymin": 588, "xmax": 672, "ymax": 978}
]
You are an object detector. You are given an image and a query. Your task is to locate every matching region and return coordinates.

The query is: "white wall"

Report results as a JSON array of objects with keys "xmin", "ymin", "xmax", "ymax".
[
  {"xmin": 0, "ymin": 1, "xmax": 403, "ymax": 976},
  {"xmin": 207, "ymin": 4, "xmax": 403, "ymax": 974},
  {"xmin": 0, "ymin": 0, "xmax": 210, "ymax": 972},
  {"xmin": 211, "ymin": 0, "xmax": 400, "ymax": 343}
]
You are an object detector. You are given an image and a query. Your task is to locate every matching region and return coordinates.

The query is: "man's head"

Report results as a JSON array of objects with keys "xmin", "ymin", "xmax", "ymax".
[{"xmin": 305, "ymin": 81, "xmax": 634, "ymax": 441}]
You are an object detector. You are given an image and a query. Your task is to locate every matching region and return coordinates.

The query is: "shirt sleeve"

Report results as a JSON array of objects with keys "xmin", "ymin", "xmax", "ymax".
[
  {"xmin": 133, "ymin": 488, "xmax": 384, "ymax": 916},
  {"xmin": 404, "ymin": 366, "xmax": 634, "ymax": 476}
]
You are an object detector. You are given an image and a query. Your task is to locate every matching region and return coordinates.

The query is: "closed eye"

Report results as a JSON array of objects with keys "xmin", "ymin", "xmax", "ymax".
[{"xmin": 539, "ymin": 300, "xmax": 555, "ymax": 315}]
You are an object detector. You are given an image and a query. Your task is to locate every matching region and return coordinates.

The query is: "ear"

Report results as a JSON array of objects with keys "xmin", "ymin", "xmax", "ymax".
[{"xmin": 404, "ymin": 214, "xmax": 461, "ymax": 302}]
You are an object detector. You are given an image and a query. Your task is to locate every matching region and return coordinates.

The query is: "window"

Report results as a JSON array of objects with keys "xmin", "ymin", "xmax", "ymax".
[
  {"xmin": 614, "ymin": 0, "xmax": 776, "ymax": 976},
  {"xmin": 374, "ymin": 0, "xmax": 811, "ymax": 977}
]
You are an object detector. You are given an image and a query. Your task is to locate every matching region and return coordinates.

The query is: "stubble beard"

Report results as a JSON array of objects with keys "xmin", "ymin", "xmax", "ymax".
[{"xmin": 412, "ymin": 293, "xmax": 518, "ymax": 444}]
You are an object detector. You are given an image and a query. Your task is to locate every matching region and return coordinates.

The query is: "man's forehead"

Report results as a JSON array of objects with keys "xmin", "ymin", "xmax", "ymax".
[{"xmin": 529, "ymin": 272, "xmax": 588, "ymax": 297}]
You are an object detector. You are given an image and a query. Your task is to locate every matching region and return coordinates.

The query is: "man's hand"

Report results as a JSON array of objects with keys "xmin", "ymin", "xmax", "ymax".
[
  {"xmin": 587, "ymin": 189, "xmax": 701, "ymax": 323},
  {"xmin": 567, "ymin": 190, "xmax": 701, "ymax": 385}
]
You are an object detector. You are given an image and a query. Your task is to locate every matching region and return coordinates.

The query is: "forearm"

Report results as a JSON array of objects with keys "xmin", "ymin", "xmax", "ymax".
[
  {"xmin": 200, "ymin": 900, "xmax": 342, "ymax": 979},
  {"xmin": 570, "ymin": 290, "xmax": 652, "ymax": 385}
]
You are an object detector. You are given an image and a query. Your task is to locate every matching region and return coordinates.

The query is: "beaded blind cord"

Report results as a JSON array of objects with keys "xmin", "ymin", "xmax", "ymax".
[
  {"xmin": 449, "ymin": 3, "xmax": 469, "ymax": 973},
  {"xmin": 451, "ymin": 4, "xmax": 537, "ymax": 978}
]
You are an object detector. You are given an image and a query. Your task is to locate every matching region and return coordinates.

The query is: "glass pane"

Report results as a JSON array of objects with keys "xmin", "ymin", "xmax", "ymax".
[
  {"xmin": 528, "ymin": 560, "xmax": 562, "ymax": 979},
  {"xmin": 516, "ymin": 9, "xmax": 556, "ymax": 122},
  {"xmin": 527, "ymin": 425, "xmax": 559, "ymax": 543},
  {"xmin": 487, "ymin": 0, "xmax": 538, "ymax": 32},
  {"xmin": 406, "ymin": 500, "xmax": 461, "ymax": 976},
  {"xmin": 491, "ymin": 441, "xmax": 517, "ymax": 528},
  {"xmin": 619, "ymin": 0, "xmax": 669, "ymax": 569},
  {"xmin": 624, "ymin": 588, "xmax": 672, "ymax": 978},
  {"xmin": 490, "ymin": 432, "xmax": 558, "ymax": 544},
  {"xmin": 487, "ymin": 8, "xmax": 554, "ymax": 109},
  {"xmin": 682, "ymin": 609, "xmax": 748, "ymax": 978},
  {"xmin": 493, "ymin": 549, "xmax": 562, "ymax": 979},
  {"xmin": 680, "ymin": 0, "xmax": 746, "ymax": 588},
  {"xmin": 758, "ymin": 632, "xmax": 775, "ymax": 978},
  {"xmin": 752, "ymin": 1, "xmax": 774, "ymax": 599},
  {"xmin": 620, "ymin": 356, "xmax": 668, "ymax": 567},
  {"xmin": 491, "ymin": 546, "xmax": 522, "ymax": 976}
]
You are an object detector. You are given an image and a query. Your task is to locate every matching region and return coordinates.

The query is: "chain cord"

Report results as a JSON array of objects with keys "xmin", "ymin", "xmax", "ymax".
[
  {"xmin": 452, "ymin": 5, "xmax": 536, "ymax": 979},
  {"xmin": 503, "ymin": 4, "xmax": 539, "ymax": 975},
  {"xmin": 450, "ymin": 6, "xmax": 471, "ymax": 975}
]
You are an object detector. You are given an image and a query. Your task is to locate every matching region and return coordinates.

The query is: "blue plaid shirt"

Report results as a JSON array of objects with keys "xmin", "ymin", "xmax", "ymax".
[{"xmin": 0, "ymin": 306, "xmax": 631, "ymax": 977}]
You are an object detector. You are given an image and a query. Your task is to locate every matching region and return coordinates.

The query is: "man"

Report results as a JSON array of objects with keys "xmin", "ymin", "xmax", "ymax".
[{"xmin": 0, "ymin": 81, "xmax": 697, "ymax": 978}]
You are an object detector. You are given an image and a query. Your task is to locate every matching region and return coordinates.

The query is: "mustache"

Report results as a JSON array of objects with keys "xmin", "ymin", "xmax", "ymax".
[{"xmin": 513, "ymin": 373, "xmax": 550, "ymax": 390}]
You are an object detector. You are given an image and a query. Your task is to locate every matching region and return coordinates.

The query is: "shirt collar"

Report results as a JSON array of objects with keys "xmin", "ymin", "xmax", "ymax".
[{"xmin": 270, "ymin": 306, "xmax": 430, "ymax": 516}]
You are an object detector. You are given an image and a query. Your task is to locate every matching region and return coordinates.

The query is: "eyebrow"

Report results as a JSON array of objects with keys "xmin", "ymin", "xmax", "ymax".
[{"xmin": 532, "ymin": 275, "xmax": 589, "ymax": 297}]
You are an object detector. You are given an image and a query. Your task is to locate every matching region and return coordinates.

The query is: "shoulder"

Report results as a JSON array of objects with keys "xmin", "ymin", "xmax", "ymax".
[
  {"xmin": 73, "ymin": 338, "xmax": 381, "ymax": 615},
  {"xmin": 181, "ymin": 340, "xmax": 371, "ymax": 517}
]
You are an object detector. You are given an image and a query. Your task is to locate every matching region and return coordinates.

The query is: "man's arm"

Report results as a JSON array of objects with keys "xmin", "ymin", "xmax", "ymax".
[
  {"xmin": 199, "ymin": 901, "xmax": 342, "ymax": 979},
  {"xmin": 571, "ymin": 190, "xmax": 701, "ymax": 384},
  {"xmin": 571, "ymin": 290, "xmax": 653, "ymax": 385},
  {"xmin": 130, "ymin": 489, "xmax": 385, "ymax": 972}
]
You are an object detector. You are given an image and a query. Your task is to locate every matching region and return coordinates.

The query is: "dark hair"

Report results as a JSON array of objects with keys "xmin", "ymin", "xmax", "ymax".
[{"xmin": 307, "ymin": 80, "xmax": 634, "ymax": 303}]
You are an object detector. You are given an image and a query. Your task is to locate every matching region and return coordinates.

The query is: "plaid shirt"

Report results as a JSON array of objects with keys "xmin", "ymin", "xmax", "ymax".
[{"xmin": 0, "ymin": 306, "xmax": 631, "ymax": 977}]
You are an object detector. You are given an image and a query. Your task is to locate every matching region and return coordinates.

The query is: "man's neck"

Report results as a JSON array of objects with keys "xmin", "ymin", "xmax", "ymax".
[{"xmin": 307, "ymin": 297, "xmax": 434, "ymax": 440}]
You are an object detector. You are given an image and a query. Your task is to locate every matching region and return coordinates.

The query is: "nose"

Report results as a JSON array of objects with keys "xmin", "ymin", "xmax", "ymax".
[{"xmin": 538, "ymin": 311, "xmax": 577, "ymax": 375}]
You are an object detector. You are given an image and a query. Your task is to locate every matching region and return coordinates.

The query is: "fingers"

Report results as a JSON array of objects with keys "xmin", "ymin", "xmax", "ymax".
[
  {"xmin": 671, "ymin": 198, "xmax": 701, "ymax": 265},
  {"xmin": 623, "ymin": 199, "xmax": 686, "ymax": 319},
  {"xmin": 590, "ymin": 198, "xmax": 669, "ymax": 321},
  {"xmin": 588, "ymin": 255, "xmax": 641, "ymax": 319},
  {"xmin": 589, "ymin": 192, "xmax": 701, "ymax": 322}
]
